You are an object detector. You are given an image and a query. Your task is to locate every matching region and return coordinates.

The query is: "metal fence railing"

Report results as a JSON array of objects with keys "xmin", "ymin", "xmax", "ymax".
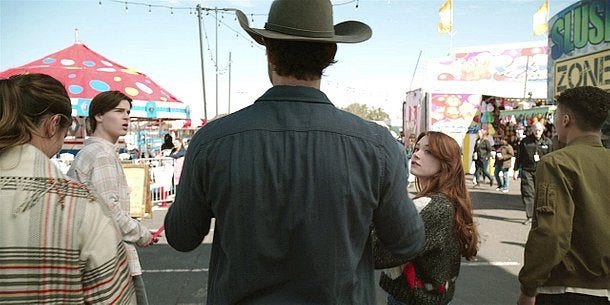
[{"xmin": 131, "ymin": 157, "xmax": 177, "ymax": 206}]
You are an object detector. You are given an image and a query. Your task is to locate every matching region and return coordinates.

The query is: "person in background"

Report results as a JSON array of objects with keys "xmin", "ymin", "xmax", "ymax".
[
  {"xmin": 406, "ymin": 133, "xmax": 417, "ymax": 187},
  {"xmin": 164, "ymin": 1, "xmax": 425, "ymax": 304},
  {"xmin": 0, "ymin": 74, "xmax": 136, "ymax": 304},
  {"xmin": 170, "ymin": 137, "xmax": 186, "ymax": 186},
  {"xmin": 374, "ymin": 131, "xmax": 479, "ymax": 305},
  {"xmin": 472, "ymin": 129, "xmax": 493, "ymax": 188},
  {"xmin": 161, "ymin": 133, "xmax": 174, "ymax": 152},
  {"xmin": 68, "ymin": 90, "xmax": 157, "ymax": 305},
  {"xmin": 518, "ymin": 86, "xmax": 610, "ymax": 305},
  {"xmin": 512, "ymin": 121, "xmax": 553, "ymax": 225},
  {"xmin": 494, "ymin": 138, "xmax": 514, "ymax": 193}
]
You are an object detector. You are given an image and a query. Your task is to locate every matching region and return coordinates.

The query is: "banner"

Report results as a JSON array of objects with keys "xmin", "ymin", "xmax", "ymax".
[
  {"xmin": 438, "ymin": 0, "xmax": 452, "ymax": 34},
  {"xmin": 547, "ymin": 0, "xmax": 610, "ymax": 98},
  {"xmin": 426, "ymin": 41, "xmax": 548, "ymax": 98},
  {"xmin": 533, "ymin": 0, "xmax": 549, "ymax": 36}
]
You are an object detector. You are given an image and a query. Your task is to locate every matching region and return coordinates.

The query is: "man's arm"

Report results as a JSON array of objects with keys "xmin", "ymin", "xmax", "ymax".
[
  {"xmin": 518, "ymin": 158, "xmax": 574, "ymax": 296},
  {"xmin": 164, "ymin": 149, "xmax": 213, "ymax": 252},
  {"xmin": 373, "ymin": 141, "xmax": 425, "ymax": 263}
]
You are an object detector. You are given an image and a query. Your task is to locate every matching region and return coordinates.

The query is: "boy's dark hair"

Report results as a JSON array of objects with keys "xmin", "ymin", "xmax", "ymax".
[
  {"xmin": 556, "ymin": 86, "xmax": 610, "ymax": 131},
  {"xmin": 264, "ymin": 38, "xmax": 337, "ymax": 81},
  {"xmin": 88, "ymin": 90, "xmax": 132, "ymax": 132}
]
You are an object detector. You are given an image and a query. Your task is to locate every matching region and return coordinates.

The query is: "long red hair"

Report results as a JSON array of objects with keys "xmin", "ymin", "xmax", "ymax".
[{"xmin": 413, "ymin": 131, "xmax": 479, "ymax": 259}]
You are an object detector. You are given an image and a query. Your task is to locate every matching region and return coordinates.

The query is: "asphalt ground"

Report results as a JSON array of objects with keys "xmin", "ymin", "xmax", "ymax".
[{"xmin": 138, "ymin": 174, "xmax": 531, "ymax": 305}]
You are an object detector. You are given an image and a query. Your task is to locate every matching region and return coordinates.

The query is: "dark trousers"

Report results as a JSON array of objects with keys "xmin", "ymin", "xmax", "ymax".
[
  {"xmin": 536, "ymin": 292, "xmax": 610, "ymax": 304},
  {"xmin": 494, "ymin": 166, "xmax": 509, "ymax": 189},
  {"xmin": 475, "ymin": 159, "xmax": 492, "ymax": 185},
  {"xmin": 520, "ymin": 170, "xmax": 536, "ymax": 218}
]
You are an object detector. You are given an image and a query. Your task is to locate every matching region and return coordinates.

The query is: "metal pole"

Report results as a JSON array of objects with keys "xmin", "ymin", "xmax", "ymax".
[
  {"xmin": 409, "ymin": 50, "xmax": 422, "ymax": 91},
  {"xmin": 196, "ymin": 4, "xmax": 208, "ymax": 122},
  {"xmin": 228, "ymin": 52, "xmax": 232, "ymax": 114},
  {"xmin": 215, "ymin": 7, "xmax": 219, "ymax": 117},
  {"xmin": 523, "ymin": 55, "xmax": 530, "ymax": 98}
]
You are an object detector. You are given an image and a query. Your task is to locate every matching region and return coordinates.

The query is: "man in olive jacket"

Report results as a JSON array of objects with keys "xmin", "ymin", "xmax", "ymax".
[{"xmin": 517, "ymin": 86, "xmax": 610, "ymax": 305}]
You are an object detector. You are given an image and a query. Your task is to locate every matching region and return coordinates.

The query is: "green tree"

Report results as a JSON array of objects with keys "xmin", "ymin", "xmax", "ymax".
[{"xmin": 342, "ymin": 103, "xmax": 390, "ymax": 123}]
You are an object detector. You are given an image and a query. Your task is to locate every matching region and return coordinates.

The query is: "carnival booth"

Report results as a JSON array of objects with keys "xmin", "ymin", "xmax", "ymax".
[
  {"xmin": 1, "ymin": 42, "xmax": 190, "ymax": 214},
  {"xmin": 404, "ymin": 40, "xmax": 552, "ymax": 172}
]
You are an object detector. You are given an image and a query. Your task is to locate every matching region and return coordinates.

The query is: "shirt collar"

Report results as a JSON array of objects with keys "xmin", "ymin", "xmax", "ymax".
[
  {"xmin": 255, "ymin": 85, "xmax": 334, "ymax": 106},
  {"xmin": 567, "ymin": 134, "xmax": 603, "ymax": 148}
]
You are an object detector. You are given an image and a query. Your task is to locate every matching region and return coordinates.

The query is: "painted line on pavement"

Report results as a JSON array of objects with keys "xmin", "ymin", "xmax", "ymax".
[
  {"xmin": 143, "ymin": 262, "xmax": 519, "ymax": 273},
  {"xmin": 462, "ymin": 261, "xmax": 520, "ymax": 266},
  {"xmin": 143, "ymin": 268, "xmax": 209, "ymax": 273}
]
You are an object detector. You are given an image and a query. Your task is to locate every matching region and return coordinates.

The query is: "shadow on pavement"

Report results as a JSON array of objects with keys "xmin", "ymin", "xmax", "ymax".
[
  {"xmin": 139, "ymin": 244, "xmax": 211, "ymax": 305},
  {"xmin": 452, "ymin": 256, "xmax": 521, "ymax": 305},
  {"xmin": 474, "ymin": 212, "xmax": 525, "ymax": 225},
  {"xmin": 471, "ymin": 191, "xmax": 523, "ymax": 212}
]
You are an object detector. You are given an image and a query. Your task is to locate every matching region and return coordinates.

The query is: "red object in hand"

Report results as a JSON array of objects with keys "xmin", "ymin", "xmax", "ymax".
[
  {"xmin": 151, "ymin": 226, "xmax": 165, "ymax": 239},
  {"xmin": 403, "ymin": 262, "xmax": 447, "ymax": 293},
  {"xmin": 403, "ymin": 262, "xmax": 422, "ymax": 289}
]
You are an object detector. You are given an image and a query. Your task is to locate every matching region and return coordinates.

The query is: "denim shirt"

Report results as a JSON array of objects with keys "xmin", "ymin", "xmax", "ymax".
[{"xmin": 165, "ymin": 85, "xmax": 425, "ymax": 305}]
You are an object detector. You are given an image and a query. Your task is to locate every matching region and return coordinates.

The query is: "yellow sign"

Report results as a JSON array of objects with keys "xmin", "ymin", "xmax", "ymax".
[
  {"xmin": 123, "ymin": 164, "xmax": 152, "ymax": 219},
  {"xmin": 554, "ymin": 49, "xmax": 610, "ymax": 95}
]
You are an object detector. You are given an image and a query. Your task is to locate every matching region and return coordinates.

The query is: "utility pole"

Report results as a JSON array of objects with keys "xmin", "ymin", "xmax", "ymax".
[
  {"xmin": 196, "ymin": 4, "xmax": 208, "ymax": 121},
  {"xmin": 228, "ymin": 52, "xmax": 232, "ymax": 114},
  {"xmin": 215, "ymin": 7, "xmax": 219, "ymax": 117}
]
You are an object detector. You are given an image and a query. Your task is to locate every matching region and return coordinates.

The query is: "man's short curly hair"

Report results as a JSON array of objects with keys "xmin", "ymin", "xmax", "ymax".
[
  {"xmin": 264, "ymin": 38, "xmax": 337, "ymax": 81},
  {"xmin": 556, "ymin": 86, "xmax": 610, "ymax": 131}
]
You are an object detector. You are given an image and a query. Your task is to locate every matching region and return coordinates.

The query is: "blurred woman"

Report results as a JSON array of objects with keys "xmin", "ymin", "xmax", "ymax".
[
  {"xmin": 375, "ymin": 131, "xmax": 479, "ymax": 305},
  {"xmin": 170, "ymin": 137, "xmax": 186, "ymax": 186},
  {"xmin": 473, "ymin": 129, "xmax": 493, "ymax": 187},
  {"xmin": 494, "ymin": 139, "xmax": 514, "ymax": 193},
  {"xmin": 0, "ymin": 74, "xmax": 136, "ymax": 304}
]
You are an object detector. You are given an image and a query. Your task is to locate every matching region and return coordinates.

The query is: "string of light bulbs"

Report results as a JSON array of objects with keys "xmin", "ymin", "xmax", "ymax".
[{"xmin": 101, "ymin": 0, "xmax": 360, "ymax": 14}]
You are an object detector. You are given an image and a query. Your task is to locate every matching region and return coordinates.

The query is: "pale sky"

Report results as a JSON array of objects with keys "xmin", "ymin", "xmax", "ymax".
[{"xmin": 1, "ymin": 0, "xmax": 575, "ymax": 125}]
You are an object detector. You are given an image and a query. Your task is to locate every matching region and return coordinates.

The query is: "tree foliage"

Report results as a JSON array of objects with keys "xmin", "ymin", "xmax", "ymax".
[{"xmin": 342, "ymin": 103, "xmax": 390, "ymax": 123}]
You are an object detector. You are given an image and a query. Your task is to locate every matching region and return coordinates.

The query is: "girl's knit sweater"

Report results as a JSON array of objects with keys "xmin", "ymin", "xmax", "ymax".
[{"xmin": 373, "ymin": 194, "xmax": 461, "ymax": 305}]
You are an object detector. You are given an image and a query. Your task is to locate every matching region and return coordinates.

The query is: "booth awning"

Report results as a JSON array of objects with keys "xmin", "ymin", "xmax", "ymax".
[
  {"xmin": 500, "ymin": 106, "xmax": 555, "ymax": 118},
  {"xmin": 0, "ymin": 43, "xmax": 188, "ymax": 120}
]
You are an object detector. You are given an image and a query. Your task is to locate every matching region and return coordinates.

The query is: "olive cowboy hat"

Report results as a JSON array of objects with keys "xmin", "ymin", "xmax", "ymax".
[{"xmin": 235, "ymin": 0, "xmax": 372, "ymax": 44}]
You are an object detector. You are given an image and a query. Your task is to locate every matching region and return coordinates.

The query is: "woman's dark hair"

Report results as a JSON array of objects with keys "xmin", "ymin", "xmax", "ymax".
[
  {"xmin": 556, "ymin": 86, "xmax": 610, "ymax": 131},
  {"xmin": 161, "ymin": 133, "xmax": 174, "ymax": 150},
  {"xmin": 88, "ymin": 90, "xmax": 132, "ymax": 132},
  {"xmin": 0, "ymin": 74, "xmax": 72, "ymax": 153},
  {"xmin": 264, "ymin": 38, "xmax": 337, "ymax": 81},
  {"xmin": 414, "ymin": 131, "xmax": 479, "ymax": 260}
]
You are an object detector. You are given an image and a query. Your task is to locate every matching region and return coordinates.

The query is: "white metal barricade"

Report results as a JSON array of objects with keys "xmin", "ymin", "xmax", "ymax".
[{"xmin": 131, "ymin": 157, "xmax": 177, "ymax": 206}]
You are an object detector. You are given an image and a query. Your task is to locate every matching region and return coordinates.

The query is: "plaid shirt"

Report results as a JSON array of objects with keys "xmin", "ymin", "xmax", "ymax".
[
  {"xmin": 0, "ymin": 144, "xmax": 136, "ymax": 304},
  {"xmin": 68, "ymin": 137, "xmax": 151, "ymax": 276}
]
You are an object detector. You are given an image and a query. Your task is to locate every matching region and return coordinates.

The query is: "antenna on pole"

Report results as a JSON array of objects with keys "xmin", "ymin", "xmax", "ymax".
[
  {"xmin": 409, "ymin": 50, "xmax": 422, "ymax": 91},
  {"xmin": 228, "ymin": 52, "xmax": 232, "ymax": 114},
  {"xmin": 74, "ymin": 28, "xmax": 80, "ymax": 44},
  {"xmin": 215, "ymin": 7, "xmax": 219, "ymax": 118}
]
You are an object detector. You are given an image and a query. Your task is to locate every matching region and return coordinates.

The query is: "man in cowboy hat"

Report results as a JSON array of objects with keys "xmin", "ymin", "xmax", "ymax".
[{"xmin": 165, "ymin": 1, "xmax": 425, "ymax": 304}]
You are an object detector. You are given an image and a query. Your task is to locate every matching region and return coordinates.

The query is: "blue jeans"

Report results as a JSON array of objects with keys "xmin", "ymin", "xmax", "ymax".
[
  {"xmin": 494, "ymin": 166, "xmax": 509, "ymax": 189},
  {"xmin": 133, "ymin": 275, "xmax": 149, "ymax": 305},
  {"xmin": 475, "ymin": 159, "xmax": 492, "ymax": 185}
]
